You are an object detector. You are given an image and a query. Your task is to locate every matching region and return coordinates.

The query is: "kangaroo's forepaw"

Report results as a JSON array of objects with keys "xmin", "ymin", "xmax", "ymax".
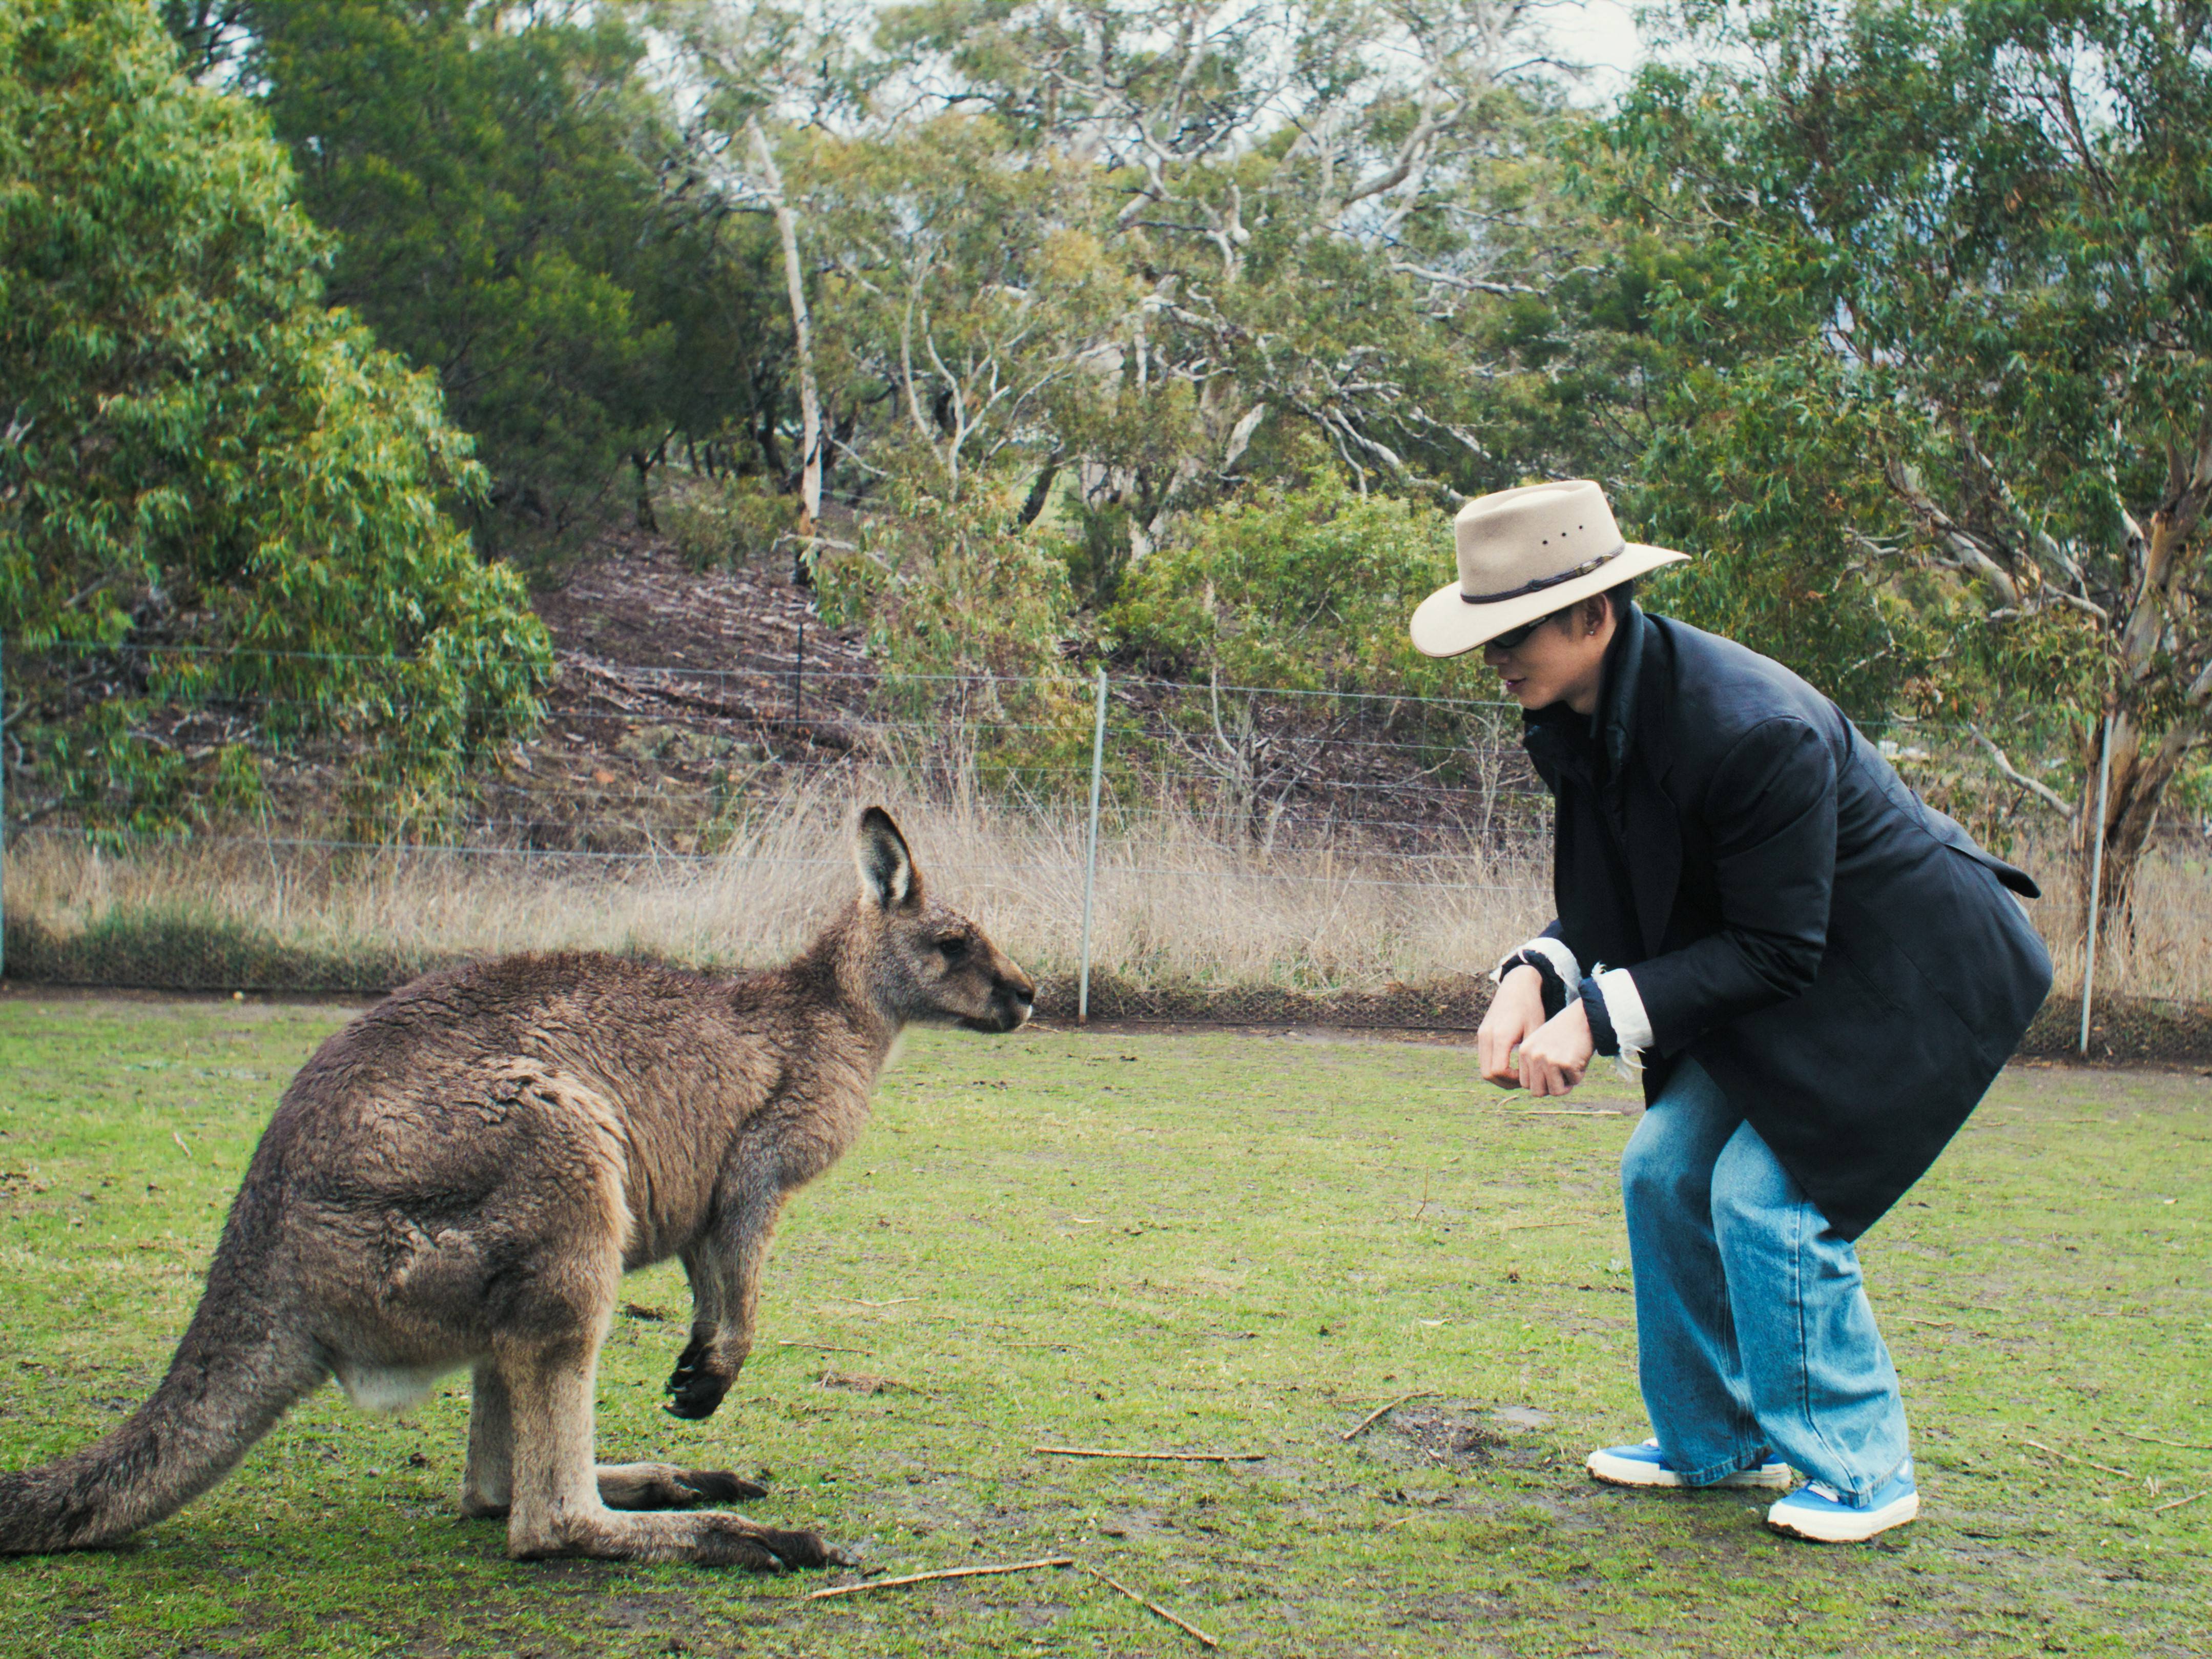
[
  {"xmin": 664, "ymin": 1369, "xmax": 732, "ymax": 1420},
  {"xmin": 665, "ymin": 1331, "xmax": 737, "ymax": 1420}
]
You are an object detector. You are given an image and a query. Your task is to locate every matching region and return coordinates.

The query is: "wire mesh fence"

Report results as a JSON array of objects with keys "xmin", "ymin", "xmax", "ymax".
[{"xmin": 3, "ymin": 636, "xmax": 2209, "ymax": 1063}]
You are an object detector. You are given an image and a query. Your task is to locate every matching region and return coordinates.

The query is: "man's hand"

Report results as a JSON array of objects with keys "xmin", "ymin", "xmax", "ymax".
[
  {"xmin": 1518, "ymin": 996, "xmax": 1595, "ymax": 1098},
  {"xmin": 1479, "ymin": 965, "xmax": 1549, "ymax": 1085}
]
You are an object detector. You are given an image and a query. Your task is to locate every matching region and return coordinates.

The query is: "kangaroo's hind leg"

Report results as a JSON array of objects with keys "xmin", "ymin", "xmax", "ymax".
[
  {"xmin": 495, "ymin": 1330, "xmax": 836, "ymax": 1568},
  {"xmin": 464, "ymin": 1366, "xmax": 756, "ymax": 1517},
  {"xmin": 460, "ymin": 1361, "xmax": 515, "ymax": 1518}
]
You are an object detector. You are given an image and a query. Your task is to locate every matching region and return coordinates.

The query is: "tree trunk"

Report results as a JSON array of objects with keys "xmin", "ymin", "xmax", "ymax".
[
  {"xmin": 630, "ymin": 449, "xmax": 657, "ymax": 532},
  {"xmin": 747, "ymin": 117, "xmax": 820, "ymax": 539},
  {"xmin": 1015, "ymin": 452, "xmax": 1062, "ymax": 530},
  {"xmin": 2075, "ymin": 703, "xmax": 2203, "ymax": 947},
  {"xmin": 2080, "ymin": 491, "xmax": 2212, "ymax": 946}
]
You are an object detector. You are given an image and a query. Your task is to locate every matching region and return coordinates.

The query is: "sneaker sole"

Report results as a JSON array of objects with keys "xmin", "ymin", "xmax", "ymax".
[
  {"xmin": 1766, "ymin": 1490, "xmax": 1919, "ymax": 1543},
  {"xmin": 1587, "ymin": 1452, "xmax": 1793, "ymax": 1491}
]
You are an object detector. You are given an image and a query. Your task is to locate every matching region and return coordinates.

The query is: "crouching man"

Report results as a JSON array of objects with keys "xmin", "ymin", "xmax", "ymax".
[{"xmin": 1411, "ymin": 481, "xmax": 2052, "ymax": 1542}]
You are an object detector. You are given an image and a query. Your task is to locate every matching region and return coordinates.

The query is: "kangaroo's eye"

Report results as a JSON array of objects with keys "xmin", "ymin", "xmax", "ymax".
[{"xmin": 937, "ymin": 936, "xmax": 970, "ymax": 964}]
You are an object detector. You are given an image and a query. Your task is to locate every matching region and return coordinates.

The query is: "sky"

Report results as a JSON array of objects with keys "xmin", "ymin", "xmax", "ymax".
[{"xmin": 1542, "ymin": 0, "xmax": 1644, "ymax": 104}]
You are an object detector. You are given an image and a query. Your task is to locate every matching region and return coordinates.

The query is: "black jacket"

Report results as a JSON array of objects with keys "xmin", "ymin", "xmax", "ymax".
[{"xmin": 1524, "ymin": 607, "xmax": 2053, "ymax": 1239}]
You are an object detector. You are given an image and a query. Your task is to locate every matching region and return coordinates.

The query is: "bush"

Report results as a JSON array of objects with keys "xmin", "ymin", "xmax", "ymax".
[
  {"xmin": 662, "ymin": 474, "xmax": 801, "ymax": 572},
  {"xmin": 0, "ymin": 0, "xmax": 551, "ymax": 828}
]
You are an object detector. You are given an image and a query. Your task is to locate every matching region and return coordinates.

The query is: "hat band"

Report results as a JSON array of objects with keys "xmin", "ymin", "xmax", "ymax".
[{"xmin": 1460, "ymin": 542, "xmax": 1626, "ymax": 605}]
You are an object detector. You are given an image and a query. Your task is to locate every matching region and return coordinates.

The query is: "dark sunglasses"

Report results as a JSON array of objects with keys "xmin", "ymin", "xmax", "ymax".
[{"xmin": 1485, "ymin": 607, "xmax": 1567, "ymax": 652}]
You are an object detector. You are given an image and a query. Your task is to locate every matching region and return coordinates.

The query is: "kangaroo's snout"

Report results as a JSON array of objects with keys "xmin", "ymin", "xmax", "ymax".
[{"xmin": 963, "ymin": 961, "xmax": 1036, "ymax": 1034}]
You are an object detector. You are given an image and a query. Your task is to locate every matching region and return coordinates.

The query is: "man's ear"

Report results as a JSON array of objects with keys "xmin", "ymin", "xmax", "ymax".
[{"xmin": 855, "ymin": 806, "xmax": 922, "ymax": 910}]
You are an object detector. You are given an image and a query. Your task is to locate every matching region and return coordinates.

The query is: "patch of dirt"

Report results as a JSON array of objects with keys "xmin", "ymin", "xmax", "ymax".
[
  {"xmin": 594, "ymin": 1591, "xmax": 701, "ymax": 1633},
  {"xmin": 470, "ymin": 536, "xmax": 878, "ymax": 851},
  {"xmin": 817, "ymin": 1368, "xmax": 917, "ymax": 1395},
  {"xmin": 1360, "ymin": 1402, "xmax": 1560, "ymax": 1471}
]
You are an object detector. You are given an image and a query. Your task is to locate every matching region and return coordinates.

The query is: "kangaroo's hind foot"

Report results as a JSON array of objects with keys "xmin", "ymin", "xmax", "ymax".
[
  {"xmin": 511, "ymin": 1507, "xmax": 849, "ymax": 1570},
  {"xmin": 461, "ymin": 1463, "xmax": 764, "ymax": 1519},
  {"xmin": 596, "ymin": 1463, "xmax": 767, "ymax": 1510}
]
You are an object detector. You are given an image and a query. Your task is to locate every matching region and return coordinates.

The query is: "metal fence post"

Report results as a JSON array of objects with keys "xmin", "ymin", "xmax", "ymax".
[
  {"xmin": 2079, "ymin": 710, "xmax": 2115, "ymax": 1057},
  {"xmin": 1077, "ymin": 665, "xmax": 1107, "ymax": 1025}
]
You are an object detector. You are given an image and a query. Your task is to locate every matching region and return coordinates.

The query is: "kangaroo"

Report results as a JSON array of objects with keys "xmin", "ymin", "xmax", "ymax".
[{"xmin": 0, "ymin": 808, "xmax": 1034, "ymax": 1568}]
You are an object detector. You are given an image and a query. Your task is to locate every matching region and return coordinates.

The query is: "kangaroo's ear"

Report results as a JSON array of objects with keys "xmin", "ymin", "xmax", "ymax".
[{"xmin": 855, "ymin": 806, "xmax": 921, "ymax": 910}]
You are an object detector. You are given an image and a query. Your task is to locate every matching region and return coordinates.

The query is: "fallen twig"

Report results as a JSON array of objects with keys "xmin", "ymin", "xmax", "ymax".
[
  {"xmin": 1341, "ymin": 1390, "xmax": 1440, "ymax": 1442},
  {"xmin": 1897, "ymin": 1316, "xmax": 1954, "ymax": 1328},
  {"xmin": 171, "ymin": 1129, "xmax": 192, "ymax": 1160},
  {"xmin": 779, "ymin": 1340, "xmax": 872, "ymax": 1355},
  {"xmin": 1034, "ymin": 1446, "xmax": 1265, "ymax": 1463},
  {"xmin": 1524, "ymin": 1108, "xmax": 1636, "ymax": 1117},
  {"xmin": 2152, "ymin": 1489, "xmax": 2206, "ymax": 1513},
  {"xmin": 2019, "ymin": 1437, "xmax": 2136, "ymax": 1480},
  {"xmin": 1082, "ymin": 1566, "xmax": 1219, "ymax": 1648},
  {"xmin": 2119, "ymin": 1429, "xmax": 2212, "ymax": 1452},
  {"xmin": 804, "ymin": 1557, "xmax": 1074, "ymax": 1601}
]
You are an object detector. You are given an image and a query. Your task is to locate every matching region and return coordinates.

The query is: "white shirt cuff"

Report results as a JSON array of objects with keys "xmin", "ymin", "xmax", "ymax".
[
  {"xmin": 1494, "ymin": 935, "xmax": 1582, "ymax": 991},
  {"xmin": 1592, "ymin": 966, "xmax": 1653, "ymax": 1055}
]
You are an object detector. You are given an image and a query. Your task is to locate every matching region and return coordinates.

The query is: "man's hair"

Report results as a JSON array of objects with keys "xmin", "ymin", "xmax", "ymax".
[{"xmin": 1544, "ymin": 575, "xmax": 1637, "ymax": 634}]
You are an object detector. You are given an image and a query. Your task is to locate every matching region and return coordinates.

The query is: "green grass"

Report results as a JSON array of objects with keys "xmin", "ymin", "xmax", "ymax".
[{"xmin": 1, "ymin": 994, "xmax": 2207, "ymax": 1657}]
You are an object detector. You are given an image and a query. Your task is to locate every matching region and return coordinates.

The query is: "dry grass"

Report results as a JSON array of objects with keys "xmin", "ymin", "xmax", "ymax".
[
  {"xmin": 4, "ymin": 769, "xmax": 2205, "ymax": 1002},
  {"xmin": 2008, "ymin": 834, "xmax": 2212, "ymax": 1005},
  {"xmin": 1, "ymin": 768, "xmax": 1553, "ymax": 993}
]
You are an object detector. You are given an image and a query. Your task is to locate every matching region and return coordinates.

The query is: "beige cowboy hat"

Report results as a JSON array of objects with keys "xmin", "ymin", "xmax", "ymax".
[{"xmin": 1409, "ymin": 479, "xmax": 1689, "ymax": 658}]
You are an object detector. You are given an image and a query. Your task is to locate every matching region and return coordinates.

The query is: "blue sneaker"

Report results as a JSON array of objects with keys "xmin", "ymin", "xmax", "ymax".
[
  {"xmin": 1766, "ymin": 1460, "xmax": 1918, "ymax": 1542},
  {"xmin": 1586, "ymin": 1439, "xmax": 1793, "ymax": 1490}
]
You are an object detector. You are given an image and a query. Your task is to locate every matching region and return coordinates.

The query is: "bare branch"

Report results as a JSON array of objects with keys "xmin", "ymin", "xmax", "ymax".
[
  {"xmin": 1967, "ymin": 723, "xmax": 2076, "ymax": 821},
  {"xmin": 1885, "ymin": 460, "xmax": 2022, "ymax": 609},
  {"xmin": 1219, "ymin": 402, "xmax": 1268, "ymax": 474}
]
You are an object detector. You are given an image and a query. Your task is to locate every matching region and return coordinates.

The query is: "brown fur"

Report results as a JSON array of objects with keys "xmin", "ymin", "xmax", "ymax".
[{"xmin": 0, "ymin": 809, "xmax": 1032, "ymax": 1568}]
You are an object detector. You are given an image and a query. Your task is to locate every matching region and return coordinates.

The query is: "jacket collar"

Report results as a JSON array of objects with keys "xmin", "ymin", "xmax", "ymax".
[{"xmin": 1599, "ymin": 602, "xmax": 1647, "ymax": 777}]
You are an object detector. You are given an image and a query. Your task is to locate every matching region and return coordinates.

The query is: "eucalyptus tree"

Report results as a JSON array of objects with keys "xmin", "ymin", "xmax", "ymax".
[
  {"xmin": 667, "ymin": 0, "xmax": 1610, "ymax": 686},
  {"xmin": 1602, "ymin": 0, "xmax": 2212, "ymax": 928},
  {"xmin": 878, "ymin": 1, "xmax": 1581, "ymax": 572},
  {"xmin": 229, "ymin": 1, "xmax": 778, "ymax": 540},
  {"xmin": 1, "ymin": 0, "xmax": 550, "ymax": 826}
]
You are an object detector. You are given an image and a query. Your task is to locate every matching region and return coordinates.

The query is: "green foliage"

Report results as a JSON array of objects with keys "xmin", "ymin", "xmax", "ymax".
[
  {"xmin": 1620, "ymin": 351, "xmax": 1959, "ymax": 722},
  {"xmin": 1600, "ymin": 0, "xmax": 2212, "ymax": 747},
  {"xmin": 680, "ymin": 2, "xmax": 1645, "ymax": 635},
  {"xmin": 1106, "ymin": 465, "xmax": 1515, "ymax": 807},
  {"xmin": 815, "ymin": 462, "xmax": 1080, "ymax": 701},
  {"xmin": 0, "ymin": 0, "xmax": 550, "ymax": 828},
  {"xmin": 661, "ymin": 474, "xmax": 800, "ymax": 573},
  {"xmin": 240, "ymin": 1, "xmax": 783, "ymax": 538},
  {"xmin": 1109, "ymin": 465, "xmax": 1466, "ymax": 699}
]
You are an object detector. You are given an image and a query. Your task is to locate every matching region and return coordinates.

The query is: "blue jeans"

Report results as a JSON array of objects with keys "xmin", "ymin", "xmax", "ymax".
[{"xmin": 1620, "ymin": 1057, "xmax": 1909, "ymax": 1500}]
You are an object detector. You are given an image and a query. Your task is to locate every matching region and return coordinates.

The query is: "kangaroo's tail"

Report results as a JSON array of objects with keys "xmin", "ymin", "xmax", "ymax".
[{"xmin": 0, "ymin": 1231, "xmax": 326, "ymax": 1552}]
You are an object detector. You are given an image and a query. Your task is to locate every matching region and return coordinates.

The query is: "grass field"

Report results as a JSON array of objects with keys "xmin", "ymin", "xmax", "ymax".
[{"xmin": 0, "ymin": 994, "xmax": 2206, "ymax": 1657}]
